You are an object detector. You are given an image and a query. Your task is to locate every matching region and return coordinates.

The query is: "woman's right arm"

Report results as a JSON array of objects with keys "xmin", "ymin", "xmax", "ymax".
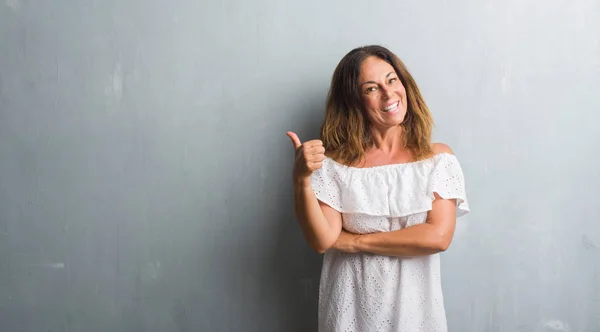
[
  {"xmin": 287, "ymin": 132, "xmax": 342, "ymax": 254},
  {"xmin": 293, "ymin": 180, "xmax": 342, "ymax": 254}
]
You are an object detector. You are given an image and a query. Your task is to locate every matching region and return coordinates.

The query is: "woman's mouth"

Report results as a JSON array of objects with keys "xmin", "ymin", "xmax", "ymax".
[{"xmin": 382, "ymin": 102, "xmax": 399, "ymax": 113}]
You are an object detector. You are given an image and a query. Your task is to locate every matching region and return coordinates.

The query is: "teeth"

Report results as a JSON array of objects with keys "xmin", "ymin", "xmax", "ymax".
[{"xmin": 383, "ymin": 102, "xmax": 398, "ymax": 112}]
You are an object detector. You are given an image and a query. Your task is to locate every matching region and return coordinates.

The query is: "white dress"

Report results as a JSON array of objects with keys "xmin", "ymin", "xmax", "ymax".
[{"xmin": 310, "ymin": 152, "xmax": 470, "ymax": 332}]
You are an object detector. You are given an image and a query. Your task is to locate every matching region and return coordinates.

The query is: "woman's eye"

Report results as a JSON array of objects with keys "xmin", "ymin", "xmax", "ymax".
[
  {"xmin": 389, "ymin": 78, "xmax": 397, "ymax": 84},
  {"xmin": 366, "ymin": 86, "xmax": 377, "ymax": 93}
]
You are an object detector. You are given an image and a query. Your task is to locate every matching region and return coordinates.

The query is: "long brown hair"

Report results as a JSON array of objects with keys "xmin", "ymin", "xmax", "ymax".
[{"xmin": 321, "ymin": 45, "xmax": 434, "ymax": 165}]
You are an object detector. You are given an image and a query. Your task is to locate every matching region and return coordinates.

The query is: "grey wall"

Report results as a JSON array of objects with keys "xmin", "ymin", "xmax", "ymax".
[{"xmin": 1, "ymin": 0, "xmax": 599, "ymax": 331}]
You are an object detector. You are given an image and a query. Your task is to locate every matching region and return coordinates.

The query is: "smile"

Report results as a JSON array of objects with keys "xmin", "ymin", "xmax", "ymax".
[{"xmin": 382, "ymin": 102, "xmax": 399, "ymax": 113}]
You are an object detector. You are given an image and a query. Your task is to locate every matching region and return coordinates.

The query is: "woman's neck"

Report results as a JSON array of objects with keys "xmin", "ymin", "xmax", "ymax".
[{"xmin": 369, "ymin": 125, "xmax": 407, "ymax": 155}]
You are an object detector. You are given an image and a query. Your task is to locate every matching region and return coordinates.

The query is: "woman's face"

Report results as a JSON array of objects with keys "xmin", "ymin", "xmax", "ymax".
[{"xmin": 358, "ymin": 56, "xmax": 408, "ymax": 129}]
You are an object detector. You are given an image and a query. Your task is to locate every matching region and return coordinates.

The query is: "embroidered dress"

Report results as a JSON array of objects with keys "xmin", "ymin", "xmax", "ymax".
[{"xmin": 310, "ymin": 153, "xmax": 469, "ymax": 332}]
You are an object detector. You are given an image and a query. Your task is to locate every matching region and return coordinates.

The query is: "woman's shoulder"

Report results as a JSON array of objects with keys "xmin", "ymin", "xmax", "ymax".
[{"xmin": 431, "ymin": 142, "xmax": 454, "ymax": 156}]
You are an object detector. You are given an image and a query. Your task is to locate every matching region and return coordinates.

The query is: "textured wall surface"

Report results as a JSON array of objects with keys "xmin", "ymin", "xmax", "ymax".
[{"xmin": 1, "ymin": 1, "xmax": 599, "ymax": 331}]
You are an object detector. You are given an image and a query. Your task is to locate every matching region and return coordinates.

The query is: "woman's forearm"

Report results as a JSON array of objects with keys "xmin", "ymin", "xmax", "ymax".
[
  {"xmin": 294, "ymin": 180, "xmax": 341, "ymax": 253},
  {"xmin": 355, "ymin": 223, "xmax": 451, "ymax": 257},
  {"xmin": 354, "ymin": 196, "xmax": 457, "ymax": 257}
]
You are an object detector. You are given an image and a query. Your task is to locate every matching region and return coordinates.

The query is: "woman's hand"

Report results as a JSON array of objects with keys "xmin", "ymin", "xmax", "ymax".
[
  {"xmin": 286, "ymin": 132, "xmax": 325, "ymax": 186},
  {"xmin": 333, "ymin": 230, "xmax": 362, "ymax": 253}
]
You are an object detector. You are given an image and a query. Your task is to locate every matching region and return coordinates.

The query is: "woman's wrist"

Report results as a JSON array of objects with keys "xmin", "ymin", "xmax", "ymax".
[{"xmin": 293, "ymin": 176, "xmax": 312, "ymax": 190}]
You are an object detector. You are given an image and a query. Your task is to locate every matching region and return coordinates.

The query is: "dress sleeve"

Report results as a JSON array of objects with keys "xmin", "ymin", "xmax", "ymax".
[
  {"xmin": 309, "ymin": 159, "xmax": 344, "ymax": 212},
  {"xmin": 429, "ymin": 153, "xmax": 470, "ymax": 218}
]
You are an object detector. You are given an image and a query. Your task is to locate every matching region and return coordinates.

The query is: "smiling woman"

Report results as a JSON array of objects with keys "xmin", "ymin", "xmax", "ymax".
[{"xmin": 287, "ymin": 45, "xmax": 470, "ymax": 332}]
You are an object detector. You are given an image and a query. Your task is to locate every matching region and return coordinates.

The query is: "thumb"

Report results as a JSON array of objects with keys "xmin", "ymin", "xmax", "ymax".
[{"xmin": 286, "ymin": 131, "xmax": 302, "ymax": 149}]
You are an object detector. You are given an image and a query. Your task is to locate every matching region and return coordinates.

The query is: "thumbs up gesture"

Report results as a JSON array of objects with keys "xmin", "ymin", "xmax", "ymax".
[{"xmin": 286, "ymin": 131, "xmax": 325, "ymax": 186}]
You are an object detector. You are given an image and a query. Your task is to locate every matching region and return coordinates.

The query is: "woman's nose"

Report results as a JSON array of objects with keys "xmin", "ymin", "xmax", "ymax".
[{"xmin": 381, "ymin": 86, "xmax": 393, "ymax": 100}]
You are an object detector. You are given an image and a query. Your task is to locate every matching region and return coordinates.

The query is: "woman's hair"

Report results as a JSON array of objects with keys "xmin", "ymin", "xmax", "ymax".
[{"xmin": 320, "ymin": 45, "xmax": 434, "ymax": 165}]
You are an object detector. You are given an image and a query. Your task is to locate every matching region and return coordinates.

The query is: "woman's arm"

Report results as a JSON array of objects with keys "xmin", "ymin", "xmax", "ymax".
[
  {"xmin": 294, "ymin": 181, "xmax": 343, "ymax": 254},
  {"xmin": 287, "ymin": 131, "xmax": 342, "ymax": 254},
  {"xmin": 335, "ymin": 192, "xmax": 456, "ymax": 257}
]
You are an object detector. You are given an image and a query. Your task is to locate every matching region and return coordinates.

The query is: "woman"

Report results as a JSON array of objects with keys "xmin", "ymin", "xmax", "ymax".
[{"xmin": 286, "ymin": 45, "xmax": 469, "ymax": 332}]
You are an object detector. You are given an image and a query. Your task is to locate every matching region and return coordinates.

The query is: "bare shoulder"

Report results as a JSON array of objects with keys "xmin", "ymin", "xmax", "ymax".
[{"xmin": 432, "ymin": 142, "xmax": 454, "ymax": 156}]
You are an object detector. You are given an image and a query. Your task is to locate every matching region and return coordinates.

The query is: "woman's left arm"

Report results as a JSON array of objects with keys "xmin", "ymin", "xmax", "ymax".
[{"xmin": 334, "ymin": 192, "xmax": 457, "ymax": 257}]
